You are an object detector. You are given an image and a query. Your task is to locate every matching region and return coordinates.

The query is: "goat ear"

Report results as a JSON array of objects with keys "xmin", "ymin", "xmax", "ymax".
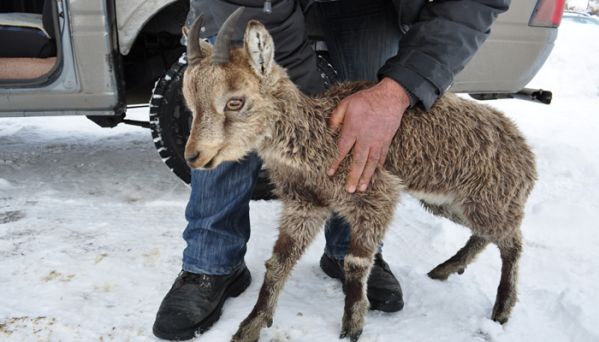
[{"xmin": 243, "ymin": 20, "xmax": 274, "ymax": 77}]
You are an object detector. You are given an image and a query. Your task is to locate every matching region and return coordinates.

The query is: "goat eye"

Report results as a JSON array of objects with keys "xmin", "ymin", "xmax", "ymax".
[{"xmin": 225, "ymin": 97, "xmax": 245, "ymax": 111}]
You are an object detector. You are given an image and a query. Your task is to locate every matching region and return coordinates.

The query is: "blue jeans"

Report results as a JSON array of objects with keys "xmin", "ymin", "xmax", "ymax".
[{"xmin": 183, "ymin": 0, "xmax": 402, "ymax": 275}]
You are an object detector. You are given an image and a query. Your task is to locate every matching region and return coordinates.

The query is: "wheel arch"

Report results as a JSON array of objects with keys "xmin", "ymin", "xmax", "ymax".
[{"xmin": 116, "ymin": 0, "xmax": 179, "ymax": 56}]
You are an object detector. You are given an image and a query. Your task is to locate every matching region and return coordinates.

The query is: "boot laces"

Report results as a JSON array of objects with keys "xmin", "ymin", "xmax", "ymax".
[{"xmin": 179, "ymin": 271, "xmax": 215, "ymax": 289}]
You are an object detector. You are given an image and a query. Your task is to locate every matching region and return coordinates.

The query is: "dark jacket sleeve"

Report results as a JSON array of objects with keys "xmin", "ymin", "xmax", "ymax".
[
  {"xmin": 189, "ymin": 0, "xmax": 324, "ymax": 94},
  {"xmin": 378, "ymin": 0, "xmax": 510, "ymax": 109}
]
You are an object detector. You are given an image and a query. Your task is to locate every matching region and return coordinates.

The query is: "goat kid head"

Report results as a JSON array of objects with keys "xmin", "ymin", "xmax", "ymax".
[{"xmin": 182, "ymin": 8, "xmax": 281, "ymax": 169}]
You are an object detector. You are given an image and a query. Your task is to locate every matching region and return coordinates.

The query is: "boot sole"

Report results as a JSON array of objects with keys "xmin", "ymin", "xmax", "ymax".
[
  {"xmin": 320, "ymin": 256, "xmax": 404, "ymax": 313},
  {"xmin": 153, "ymin": 267, "xmax": 252, "ymax": 340}
]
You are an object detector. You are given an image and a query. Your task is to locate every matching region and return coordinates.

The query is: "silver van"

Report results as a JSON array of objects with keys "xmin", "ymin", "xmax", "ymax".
[{"xmin": 0, "ymin": 0, "xmax": 564, "ymax": 197}]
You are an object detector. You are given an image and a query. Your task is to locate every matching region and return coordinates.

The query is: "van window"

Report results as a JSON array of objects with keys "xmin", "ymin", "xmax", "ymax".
[{"xmin": 0, "ymin": 0, "xmax": 61, "ymax": 84}]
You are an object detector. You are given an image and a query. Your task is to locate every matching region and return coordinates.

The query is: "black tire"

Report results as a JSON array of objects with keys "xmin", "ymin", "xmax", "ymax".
[
  {"xmin": 149, "ymin": 56, "xmax": 192, "ymax": 185},
  {"xmin": 149, "ymin": 53, "xmax": 337, "ymax": 200}
]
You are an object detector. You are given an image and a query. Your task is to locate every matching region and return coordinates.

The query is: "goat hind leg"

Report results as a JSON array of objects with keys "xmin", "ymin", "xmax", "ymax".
[
  {"xmin": 491, "ymin": 235, "xmax": 522, "ymax": 324},
  {"xmin": 231, "ymin": 205, "xmax": 328, "ymax": 342},
  {"xmin": 428, "ymin": 235, "xmax": 489, "ymax": 280}
]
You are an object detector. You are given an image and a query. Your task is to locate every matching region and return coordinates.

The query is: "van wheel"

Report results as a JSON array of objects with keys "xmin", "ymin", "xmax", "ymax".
[{"xmin": 149, "ymin": 55, "xmax": 276, "ymax": 200}]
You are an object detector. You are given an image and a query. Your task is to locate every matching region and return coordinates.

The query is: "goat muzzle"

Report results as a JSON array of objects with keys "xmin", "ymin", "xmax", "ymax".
[
  {"xmin": 184, "ymin": 145, "xmax": 221, "ymax": 169},
  {"xmin": 184, "ymin": 151, "xmax": 200, "ymax": 164}
]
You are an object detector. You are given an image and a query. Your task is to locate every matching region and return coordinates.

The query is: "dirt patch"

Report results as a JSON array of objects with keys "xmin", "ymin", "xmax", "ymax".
[
  {"xmin": 41, "ymin": 270, "xmax": 76, "ymax": 283},
  {"xmin": 0, "ymin": 316, "xmax": 56, "ymax": 336},
  {"xmin": 0, "ymin": 210, "xmax": 25, "ymax": 224}
]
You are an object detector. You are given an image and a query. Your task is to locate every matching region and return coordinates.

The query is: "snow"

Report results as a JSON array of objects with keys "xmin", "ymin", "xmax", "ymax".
[
  {"xmin": 2, "ymin": 18, "xmax": 599, "ymax": 342},
  {"xmin": 568, "ymin": 0, "xmax": 590, "ymax": 10},
  {"xmin": 567, "ymin": 0, "xmax": 599, "ymax": 13}
]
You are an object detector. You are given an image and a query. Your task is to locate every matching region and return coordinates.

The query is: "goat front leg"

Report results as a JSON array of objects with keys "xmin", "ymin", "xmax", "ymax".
[
  {"xmin": 231, "ymin": 203, "xmax": 329, "ymax": 342},
  {"xmin": 340, "ymin": 252, "xmax": 374, "ymax": 342},
  {"xmin": 338, "ymin": 193, "xmax": 396, "ymax": 342}
]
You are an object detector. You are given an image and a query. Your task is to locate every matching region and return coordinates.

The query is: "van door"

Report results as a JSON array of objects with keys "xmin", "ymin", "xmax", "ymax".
[{"xmin": 0, "ymin": 0, "xmax": 124, "ymax": 118}]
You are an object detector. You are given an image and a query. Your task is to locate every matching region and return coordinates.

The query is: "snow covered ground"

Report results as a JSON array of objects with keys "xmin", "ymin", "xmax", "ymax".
[{"xmin": 2, "ymin": 17, "xmax": 599, "ymax": 342}]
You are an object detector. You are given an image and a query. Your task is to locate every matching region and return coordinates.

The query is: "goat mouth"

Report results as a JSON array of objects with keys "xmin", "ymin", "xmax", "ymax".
[
  {"xmin": 187, "ymin": 144, "xmax": 226, "ymax": 169},
  {"xmin": 185, "ymin": 151, "xmax": 219, "ymax": 169},
  {"xmin": 197, "ymin": 149, "xmax": 222, "ymax": 169},
  {"xmin": 202, "ymin": 155, "xmax": 218, "ymax": 169}
]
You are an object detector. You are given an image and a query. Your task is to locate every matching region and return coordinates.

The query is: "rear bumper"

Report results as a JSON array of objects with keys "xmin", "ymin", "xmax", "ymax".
[{"xmin": 451, "ymin": 0, "xmax": 559, "ymax": 94}]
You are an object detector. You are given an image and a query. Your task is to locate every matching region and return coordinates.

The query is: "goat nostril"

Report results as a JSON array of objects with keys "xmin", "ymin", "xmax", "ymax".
[{"xmin": 185, "ymin": 152, "xmax": 200, "ymax": 163}]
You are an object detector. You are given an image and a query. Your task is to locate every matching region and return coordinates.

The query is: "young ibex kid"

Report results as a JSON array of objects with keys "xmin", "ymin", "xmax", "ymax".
[{"xmin": 181, "ymin": 8, "xmax": 536, "ymax": 342}]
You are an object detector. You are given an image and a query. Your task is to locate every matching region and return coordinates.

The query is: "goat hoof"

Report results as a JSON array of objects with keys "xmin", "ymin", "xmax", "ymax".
[
  {"xmin": 491, "ymin": 309, "xmax": 510, "ymax": 325},
  {"xmin": 492, "ymin": 314, "xmax": 509, "ymax": 325},
  {"xmin": 427, "ymin": 268, "xmax": 449, "ymax": 281},
  {"xmin": 457, "ymin": 268, "xmax": 465, "ymax": 275},
  {"xmin": 231, "ymin": 338, "xmax": 257, "ymax": 342},
  {"xmin": 231, "ymin": 334, "xmax": 259, "ymax": 342},
  {"xmin": 491, "ymin": 301, "xmax": 512, "ymax": 325},
  {"xmin": 340, "ymin": 329, "xmax": 362, "ymax": 342},
  {"xmin": 266, "ymin": 318, "xmax": 273, "ymax": 328},
  {"xmin": 231, "ymin": 324, "xmax": 261, "ymax": 342}
]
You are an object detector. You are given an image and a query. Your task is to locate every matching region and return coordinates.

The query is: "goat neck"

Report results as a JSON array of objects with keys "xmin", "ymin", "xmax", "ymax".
[{"xmin": 257, "ymin": 76, "xmax": 338, "ymax": 173}]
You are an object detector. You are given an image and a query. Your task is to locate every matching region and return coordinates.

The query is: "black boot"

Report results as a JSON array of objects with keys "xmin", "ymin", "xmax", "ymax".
[
  {"xmin": 152, "ymin": 265, "xmax": 251, "ymax": 340},
  {"xmin": 320, "ymin": 253, "xmax": 404, "ymax": 312}
]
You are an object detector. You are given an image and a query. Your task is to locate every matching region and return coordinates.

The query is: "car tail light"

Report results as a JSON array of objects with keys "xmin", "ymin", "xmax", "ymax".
[{"xmin": 529, "ymin": 0, "xmax": 566, "ymax": 27}]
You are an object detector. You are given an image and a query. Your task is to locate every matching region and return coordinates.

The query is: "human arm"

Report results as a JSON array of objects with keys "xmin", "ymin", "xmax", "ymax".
[
  {"xmin": 329, "ymin": 0, "xmax": 511, "ymax": 192},
  {"xmin": 189, "ymin": 0, "xmax": 323, "ymax": 94},
  {"xmin": 379, "ymin": 0, "xmax": 511, "ymax": 109},
  {"xmin": 327, "ymin": 77, "xmax": 410, "ymax": 193}
]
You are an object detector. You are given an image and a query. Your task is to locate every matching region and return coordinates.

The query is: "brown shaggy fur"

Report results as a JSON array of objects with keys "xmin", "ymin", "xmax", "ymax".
[{"xmin": 182, "ymin": 18, "xmax": 537, "ymax": 342}]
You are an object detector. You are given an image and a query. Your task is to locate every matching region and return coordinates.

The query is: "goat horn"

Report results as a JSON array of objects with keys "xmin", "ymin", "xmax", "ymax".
[
  {"xmin": 212, "ymin": 7, "xmax": 245, "ymax": 65},
  {"xmin": 187, "ymin": 14, "xmax": 205, "ymax": 65}
]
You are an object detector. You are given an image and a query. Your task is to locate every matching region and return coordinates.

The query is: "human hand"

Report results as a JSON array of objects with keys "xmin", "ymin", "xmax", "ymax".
[{"xmin": 327, "ymin": 77, "xmax": 411, "ymax": 193}]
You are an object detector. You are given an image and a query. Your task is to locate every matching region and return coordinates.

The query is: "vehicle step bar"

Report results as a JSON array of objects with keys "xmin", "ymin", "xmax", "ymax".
[
  {"xmin": 469, "ymin": 88, "xmax": 553, "ymax": 104},
  {"xmin": 87, "ymin": 105, "xmax": 152, "ymax": 129}
]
